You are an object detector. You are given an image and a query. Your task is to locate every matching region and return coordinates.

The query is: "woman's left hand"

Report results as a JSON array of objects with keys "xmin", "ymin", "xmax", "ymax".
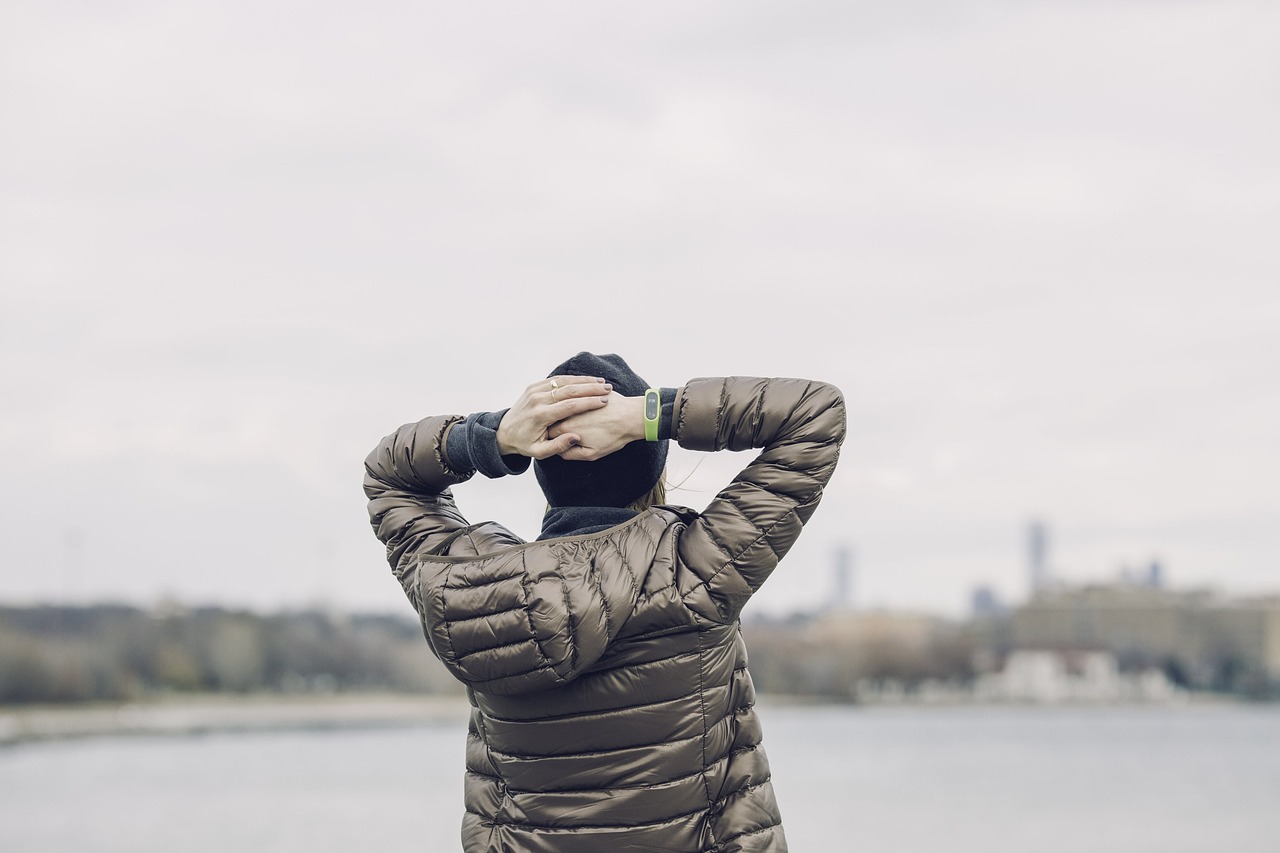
[{"xmin": 496, "ymin": 376, "xmax": 612, "ymax": 459}]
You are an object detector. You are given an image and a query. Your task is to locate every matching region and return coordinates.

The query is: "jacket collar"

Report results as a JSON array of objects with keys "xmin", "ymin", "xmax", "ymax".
[{"xmin": 537, "ymin": 506, "xmax": 637, "ymax": 541}]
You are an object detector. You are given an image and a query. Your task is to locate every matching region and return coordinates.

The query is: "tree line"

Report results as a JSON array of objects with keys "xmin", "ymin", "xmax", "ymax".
[
  {"xmin": 0, "ymin": 604, "xmax": 461, "ymax": 704},
  {"xmin": 4, "ymin": 602, "xmax": 1270, "ymax": 705},
  {"xmin": 0, "ymin": 604, "xmax": 978, "ymax": 705}
]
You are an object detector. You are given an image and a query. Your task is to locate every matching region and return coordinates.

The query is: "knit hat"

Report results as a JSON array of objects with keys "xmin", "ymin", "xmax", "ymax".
[{"xmin": 534, "ymin": 352, "xmax": 668, "ymax": 508}]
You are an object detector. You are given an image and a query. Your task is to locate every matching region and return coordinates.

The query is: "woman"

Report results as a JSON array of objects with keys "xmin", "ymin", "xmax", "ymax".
[{"xmin": 364, "ymin": 352, "xmax": 845, "ymax": 853}]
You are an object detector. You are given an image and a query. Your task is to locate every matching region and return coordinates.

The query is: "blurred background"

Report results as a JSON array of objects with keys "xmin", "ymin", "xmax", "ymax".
[{"xmin": 2, "ymin": 1, "xmax": 1278, "ymax": 851}]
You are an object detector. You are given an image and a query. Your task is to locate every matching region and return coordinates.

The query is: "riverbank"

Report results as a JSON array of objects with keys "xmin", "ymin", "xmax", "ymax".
[
  {"xmin": 0, "ymin": 693, "xmax": 471, "ymax": 746},
  {"xmin": 2, "ymin": 689, "xmax": 1251, "ymax": 747}
]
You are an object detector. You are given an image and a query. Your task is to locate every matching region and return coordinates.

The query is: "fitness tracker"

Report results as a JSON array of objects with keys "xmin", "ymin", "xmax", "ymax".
[{"xmin": 644, "ymin": 388, "xmax": 661, "ymax": 442}]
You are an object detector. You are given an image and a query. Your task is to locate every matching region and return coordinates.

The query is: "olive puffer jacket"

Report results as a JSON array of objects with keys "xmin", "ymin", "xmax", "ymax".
[{"xmin": 364, "ymin": 377, "xmax": 845, "ymax": 852}]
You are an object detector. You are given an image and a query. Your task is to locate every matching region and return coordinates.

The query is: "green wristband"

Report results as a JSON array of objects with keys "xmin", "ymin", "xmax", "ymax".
[{"xmin": 643, "ymin": 388, "xmax": 660, "ymax": 442}]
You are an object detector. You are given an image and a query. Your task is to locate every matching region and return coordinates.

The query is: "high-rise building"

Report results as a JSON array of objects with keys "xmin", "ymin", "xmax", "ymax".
[
  {"xmin": 831, "ymin": 545, "xmax": 854, "ymax": 611},
  {"xmin": 1027, "ymin": 519, "xmax": 1050, "ymax": 596}
]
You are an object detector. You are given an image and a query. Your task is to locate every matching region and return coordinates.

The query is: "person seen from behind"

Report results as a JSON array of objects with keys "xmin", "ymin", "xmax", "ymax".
[{"xmin": 363, "ymin": 352, "xmax": 846, "ymax": 852}]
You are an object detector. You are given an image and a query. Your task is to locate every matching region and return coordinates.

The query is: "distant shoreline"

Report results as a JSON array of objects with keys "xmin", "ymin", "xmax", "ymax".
[
  {"xmin": 0, "ymin": 690, "xmax": 1252, "ymax": 748},
  {"xmin": 0, "ymin": 693, "xmax": 471, "ymax": 747}
]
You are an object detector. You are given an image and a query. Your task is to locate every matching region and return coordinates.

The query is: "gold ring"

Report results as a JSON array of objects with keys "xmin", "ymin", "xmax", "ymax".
[
  {"xmin": 550, "ymin": 387, "xmax": 559, "ymax": 402},
  {"xmin": 549, "ymin": 379, "xmax": 559, "ymax": 390}
]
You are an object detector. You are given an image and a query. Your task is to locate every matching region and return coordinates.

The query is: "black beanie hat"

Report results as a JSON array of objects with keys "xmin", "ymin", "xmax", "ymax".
[{"xmin": 534, "ymin": 352, "xmax": 668, "ymax": 508}]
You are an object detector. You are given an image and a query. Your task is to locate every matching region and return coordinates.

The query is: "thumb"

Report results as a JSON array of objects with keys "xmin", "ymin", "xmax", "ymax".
[{"xmin": 534, "ymin": 432, "xmax": 580, "ymax": 459}]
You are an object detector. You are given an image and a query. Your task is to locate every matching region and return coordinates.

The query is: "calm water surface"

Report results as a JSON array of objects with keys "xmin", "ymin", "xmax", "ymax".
[{"xmin": 2, "ymin": 703, "xmax": 1277, "ymax": 852}]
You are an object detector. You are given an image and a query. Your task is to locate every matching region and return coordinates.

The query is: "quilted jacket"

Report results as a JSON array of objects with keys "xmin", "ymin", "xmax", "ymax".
[{"xmin": 364, "ymin": 377, "xmax": 845, "ymax": 852}]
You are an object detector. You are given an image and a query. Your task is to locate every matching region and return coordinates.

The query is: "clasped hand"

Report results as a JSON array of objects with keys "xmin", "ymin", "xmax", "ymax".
[{"xmin": 496, "ymin": 376, "xmax": 644, "ymax": 462}]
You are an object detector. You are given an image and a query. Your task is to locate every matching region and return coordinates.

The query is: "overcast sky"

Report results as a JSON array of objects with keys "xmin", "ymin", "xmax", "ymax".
[{"xmin": 2, "ymin": 0, "xmax": 1277, "ymax": 618}]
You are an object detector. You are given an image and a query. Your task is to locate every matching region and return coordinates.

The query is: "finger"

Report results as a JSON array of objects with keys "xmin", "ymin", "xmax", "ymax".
[
  {"xmin": 525, "ymin": 376, "xmax": 595, "ymax": 394},
  {"xmin": 558, "ymin": 444, "xmax": 600, "ymax": 462},
  {"xmin": 546, "ymin": 381, "xmax": 612, "ymax": 404},
  {"xmin": 532, "ymin": 432, "xmax": 580, "ymax": 459},
  {"xmin": 545, "ymin": 394, "xmax": 608, "ymax": 422},
  {"xmin": 546, "ymin": 375, "xmax": 608, "ymax": 391},
  {"xmin": 548, "ymin": 405, "xmax": 595, "ymax": 435}
]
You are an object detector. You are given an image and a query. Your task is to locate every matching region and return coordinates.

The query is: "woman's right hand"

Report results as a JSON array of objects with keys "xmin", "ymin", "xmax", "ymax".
[
  {"xmin": 547, "ymin": 392, "xmax": 646, "ymax": 461},
  {"xmin": 496, "ymin": 376, "xmax": 612, "ymax": 459}
]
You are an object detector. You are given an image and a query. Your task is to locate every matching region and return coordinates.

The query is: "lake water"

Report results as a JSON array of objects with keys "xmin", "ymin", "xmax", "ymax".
[{"xmin": 2, "ymin": 703, "xmax": 1278, "ymax": 852}]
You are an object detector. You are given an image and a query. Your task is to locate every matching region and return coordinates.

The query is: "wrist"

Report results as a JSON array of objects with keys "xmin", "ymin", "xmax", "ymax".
[
  {"xmin": 495, "ymin": 413, "xmax": 523, "ymax": 456},
  {"xmin": 629, "ymin": 396, "xmax": 648, "ymax": 442}
]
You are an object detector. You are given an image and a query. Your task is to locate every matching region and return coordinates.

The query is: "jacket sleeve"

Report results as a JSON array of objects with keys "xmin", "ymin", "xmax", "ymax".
[
  {"xmin": 363, "ymin": 415, "xmax": 475, "ymax": 599},
  {"xmin": 671, "ymin": 377, "xmax": 846, "ymax": 623}
]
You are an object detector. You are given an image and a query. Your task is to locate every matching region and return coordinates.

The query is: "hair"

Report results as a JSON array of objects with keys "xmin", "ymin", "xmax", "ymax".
[{"xmin": 626, "ymin": 473, "xmax": 667, "ymax": 512}]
